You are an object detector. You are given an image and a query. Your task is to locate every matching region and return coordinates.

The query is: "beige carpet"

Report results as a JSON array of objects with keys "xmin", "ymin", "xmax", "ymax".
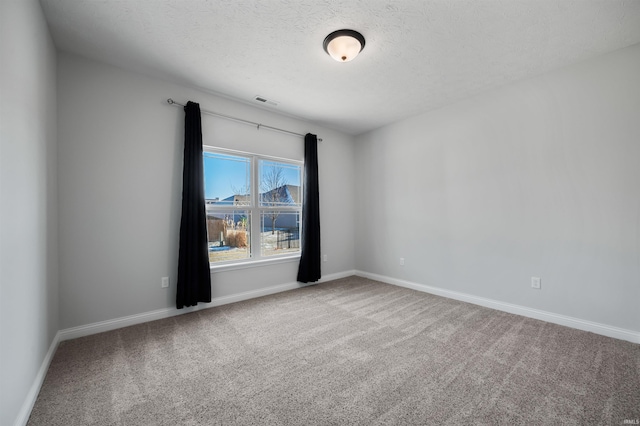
[{"xmin": 28, "ymin": 276, "xmax": 639, "ymax": 425}]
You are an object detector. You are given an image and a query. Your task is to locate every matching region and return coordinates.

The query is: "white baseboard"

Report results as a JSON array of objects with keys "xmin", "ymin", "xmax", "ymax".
[
  {"xmin": 355, "ymin": 270, "xmax": 640, "ymax": 344},
  {"xmin": 319, "ymin": 270, "xmax": 357, "ymax": 283},
  {"xmin": 59, "ymin": 270, "xmax": 356, "ymax": 342},
  {"xmin": 13, "ymin": 331, "xmax": 61, "ymax": 426}
]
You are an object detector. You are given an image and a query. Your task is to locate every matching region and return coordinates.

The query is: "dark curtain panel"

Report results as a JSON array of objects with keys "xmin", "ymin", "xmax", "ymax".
[
  {"xmin": 297, "ymin": 133, "xmax": 321, "ymax": 283},
  {"xmin": 176, "ymin": 101, "xmax": 211, "ymax": 308}
]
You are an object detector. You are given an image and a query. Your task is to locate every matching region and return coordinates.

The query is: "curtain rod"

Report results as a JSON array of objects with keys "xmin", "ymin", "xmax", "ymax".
[{"xmin": 166, "ymin": 99, "xmax": 321, "ymax": 142}]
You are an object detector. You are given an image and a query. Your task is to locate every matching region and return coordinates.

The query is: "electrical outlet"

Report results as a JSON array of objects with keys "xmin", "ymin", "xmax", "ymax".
[
  {"xmin": 400, "ymin": 258, "xmax": 405, "ymax": 266},
  {"xmin": 531, "ymin": 277, "xmax": 541, "ymax": 289},
  {"xmin": 161, "ymin": 277, "xmax": 169, "ymax": 288},
  {"xmin": 323, "ymin": 254, "xmax": 328, "ymax": 262}
]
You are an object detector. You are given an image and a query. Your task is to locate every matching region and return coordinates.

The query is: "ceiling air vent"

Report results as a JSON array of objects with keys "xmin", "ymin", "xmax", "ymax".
[{"xmin": 254, "ymin": 96, "xmax": 278, "ymax": 107}]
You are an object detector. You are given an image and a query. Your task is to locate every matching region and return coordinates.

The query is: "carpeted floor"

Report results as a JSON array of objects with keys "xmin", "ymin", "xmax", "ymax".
[{"xmin": 28, "ymin": 276, "xmax": 639, "ymax": 425}]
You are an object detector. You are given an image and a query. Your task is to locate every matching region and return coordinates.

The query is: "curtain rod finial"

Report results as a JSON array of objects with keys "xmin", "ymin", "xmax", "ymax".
[{"xmin": 167, "ymin": 98, "xmax": 174, "ymax": 104}]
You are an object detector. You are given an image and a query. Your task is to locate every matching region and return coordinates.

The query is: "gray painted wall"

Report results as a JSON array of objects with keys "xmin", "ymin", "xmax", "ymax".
[
  {"xmin": 355, "ymin": 43, "xmax": 640, "ymax": 332},
  {"xmin": 0, "ymin": 0, "xmax": 59, "ymax": 424},
  {"xmin": 57, "ymin": 52, "xmax": 356, "ymax": 329}
]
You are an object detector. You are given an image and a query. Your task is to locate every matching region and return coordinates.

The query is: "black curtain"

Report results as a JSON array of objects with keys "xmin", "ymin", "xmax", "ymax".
[
  {"xmin": 176, "ymin": 101, "xmax": 211, "ymax": 308},
  {"xmin": 297, "ymin": 133, "xmax": 321, "ymax": 283}
]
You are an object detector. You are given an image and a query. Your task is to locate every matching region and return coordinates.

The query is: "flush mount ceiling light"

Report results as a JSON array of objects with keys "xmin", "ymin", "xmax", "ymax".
[{"xmin": 323, "ymin": 29, "xmax": 365, "ymax": 62}]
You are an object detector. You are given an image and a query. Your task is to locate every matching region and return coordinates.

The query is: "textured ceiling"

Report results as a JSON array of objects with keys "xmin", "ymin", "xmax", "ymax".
[{"xmin": 40, "ymin": 0, "xmax": 640, "ymax": 135}]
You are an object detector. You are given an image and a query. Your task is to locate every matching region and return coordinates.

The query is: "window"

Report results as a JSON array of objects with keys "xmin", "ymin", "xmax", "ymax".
[{"xmin": 203, "ymin": 148, "xmax": 302, "ymax": 265}]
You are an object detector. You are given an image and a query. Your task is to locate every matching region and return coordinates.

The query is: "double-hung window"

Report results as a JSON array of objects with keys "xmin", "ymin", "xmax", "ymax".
[{"xmin": 203, "ymin": 147, "xmax": 302, "ymax": 266}]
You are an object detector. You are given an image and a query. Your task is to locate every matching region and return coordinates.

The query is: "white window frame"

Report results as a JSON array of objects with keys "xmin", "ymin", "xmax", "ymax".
[{"xmin": 204, "ymin": 146, "xmax": 303, "ymax": 271}]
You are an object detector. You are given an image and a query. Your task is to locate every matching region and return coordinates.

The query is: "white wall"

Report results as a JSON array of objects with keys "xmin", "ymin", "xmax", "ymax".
[
  {"xmin": 0, "ymin": 0, "xmax": 59, "ymax": 424},
  {"xmin": 57, "ymin": 52, "xmax": 355, "ymax": 329},
  {"xmin": 355, "ymin": 43, "xmax": 640, "ymax": 333}
]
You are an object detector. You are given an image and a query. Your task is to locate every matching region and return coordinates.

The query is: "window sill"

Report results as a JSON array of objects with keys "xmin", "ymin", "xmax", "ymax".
[{"xmin": 210, "ymin": 255, "xmax": 301, "ymax": 273}]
